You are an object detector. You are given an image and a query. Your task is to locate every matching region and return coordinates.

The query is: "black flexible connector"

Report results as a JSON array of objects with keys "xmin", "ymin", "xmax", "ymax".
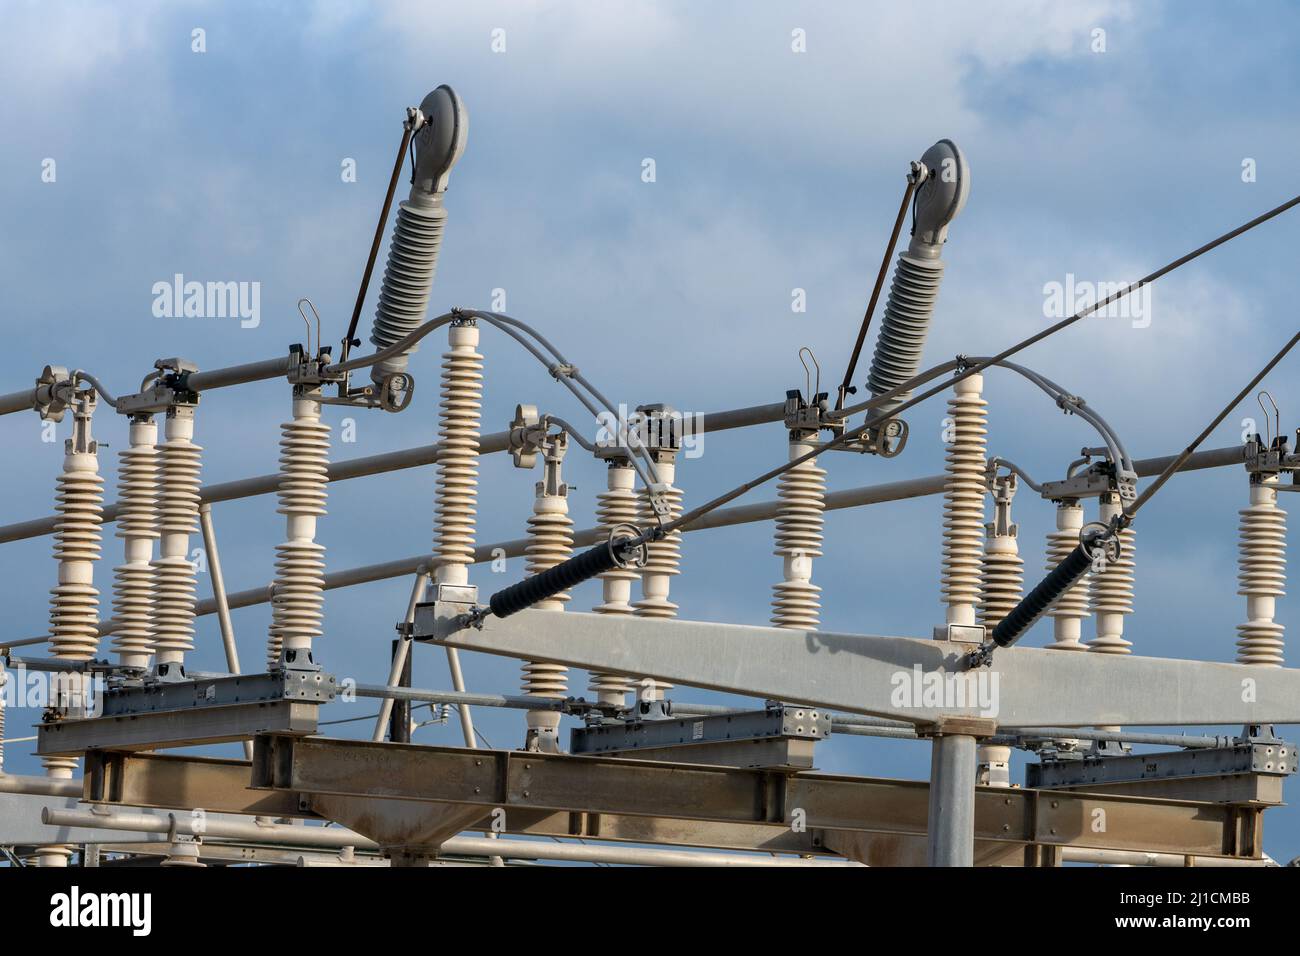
[
  {"xmin": 487, "ymin": 536, "xmax": 636, "ymax": 619},
  {"xmin": 990, "ymin": 541, "xmax": 1094, "ymax": 649}
]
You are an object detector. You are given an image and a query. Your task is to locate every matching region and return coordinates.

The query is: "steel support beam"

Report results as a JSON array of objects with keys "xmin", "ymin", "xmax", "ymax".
[
  {"xmin": 417, "ymin": 603, "xmax": 1300, "ymax": 727},
  {"xmin": 249, "ymin": 735, "xmax": 1265, "ymax": 859}
]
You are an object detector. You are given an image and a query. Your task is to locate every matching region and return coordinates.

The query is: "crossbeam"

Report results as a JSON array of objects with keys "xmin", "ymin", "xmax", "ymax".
[
  {"xmin": 416, "ymin": 603, "xmax": 1300, "ymax": 728},
  {"xmin": 249, "ymin": 734, "xmax": 1263, "ymax": 859}
]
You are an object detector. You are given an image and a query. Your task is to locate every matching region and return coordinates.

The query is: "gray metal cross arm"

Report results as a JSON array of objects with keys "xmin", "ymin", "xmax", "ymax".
[{"xmin": 415, "ymin": 602, "xmax": 1300, "ymax": 728}]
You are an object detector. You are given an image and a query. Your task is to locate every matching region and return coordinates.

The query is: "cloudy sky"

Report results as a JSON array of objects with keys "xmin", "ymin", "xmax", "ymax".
[{"xmin": 2, "ymin": 0, "xmax": 1298, "ymax": 862}]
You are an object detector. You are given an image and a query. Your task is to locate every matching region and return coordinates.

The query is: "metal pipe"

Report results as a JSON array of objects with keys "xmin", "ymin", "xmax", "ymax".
[
  {"xmin": 444, "ymin": 647, "xmax": 477, "ymax": 748},
  {"xmin": 0, "ymin": 774, "xmax": 82, "ymax": 797},
  {"xmin": 41, "ymin": 807, "xmax": 859, "ymax": 866},
  {"xmin": 1060, "ymin": 847, "xmax": 1276, "ymax": 868},
  {"xmin": 926, "ymin": 732, "xmax": 977, "ymax": 867},
  {"xmin": 198, "ymin": 503, "xmax": 250, "ymax": 761},
  {"xmin": 0, "ymin": 387, "xmax": 37, "ymax": 416},
  {"xmin": 434, "ymin": 835, "xmax": 862, "ymax": 867},
  {"xmin": 185, "ymin": 356, "xmax": 293, "ymax": 393},
  {"xmin": 372, "ymin": 572, "xmax": 428, "ymax": 742}
]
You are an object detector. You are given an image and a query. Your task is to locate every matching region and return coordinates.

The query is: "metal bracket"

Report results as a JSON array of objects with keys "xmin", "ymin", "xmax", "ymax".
[
  {"xmin": 572, "ymin": 703, "xmax": 829, "ymax": 770},
  {"xmin": 37, "ymin": 669, "xmax": 334, "ymax": 755},
  {"xmin": 1027, "ymin": 740, "xmax": 1295, "ymax": 805}
]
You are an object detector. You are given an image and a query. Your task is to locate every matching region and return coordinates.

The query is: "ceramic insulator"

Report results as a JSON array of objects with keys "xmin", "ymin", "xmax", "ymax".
[
  {"xmin": 521, "ymin": 484, "xmax": 573, "ymax": 739},
  {"xmin": 1236, "ymin": 476, "xmax": 1287, "ymax": 666},
  {"xmin": 1089, "ymin": 494, "xmax": 1135, "ymax": 655},
  {"xmin": 866, "ymin": 254, "xmax": 946, "ymax": 404},
  {"xmin": 633, "ymin": 460, "xmax": 682, "ymax": 620},
  {"xmin": 151, "ymin": 411, "xmax": 201, "ymax": 664},
  {"xmin": 589, "ymin": 460, "xmax": 637, "ymax": 705},
  {"xmin": 1045, "ymin": 501, "xmax": 1089, "ymax": 650},
  {"xmin": 370, "ymin": 199, "xmax": 447, "ymax": 382},
  {"xmin": 432, "ymin": 322, "xmax": 482, "ymax": 587},
  {"xmin": 771, "ymin": 436, "xmax": 826, "ymax": 630},
  {"xmin": 110, "ymin": 418, "xmax": 158, "ymax": 668},
  {"xmin": 941, "ymin": 374, "xmax": 987, "ymax": 626},
  {"xmin": 267, "ymin": 395, "xmax": 330, "ymax": 668},
  {"xmin": 979, "ymin": 532, "xmax": 1024, "ymax": 630},
  {"xmin": 633, "ymin": 458, "xmax": 681, "ymax": 699},
  {"xmin": 47, "ymin": 444, "xmax": 104, "ymax": 663}
]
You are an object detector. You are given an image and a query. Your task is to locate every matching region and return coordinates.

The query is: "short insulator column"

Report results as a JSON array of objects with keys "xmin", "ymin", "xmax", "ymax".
[
  {"xmin": 152, "ymin": 405, "xmax": 202, "ymax": 669},
  {"xmin": 589, "ymin": 457, "xmax": 637, "ymax": 708},
  {"xmin": 41, "ymin": 392, "xmax": 104, "ymax": 866},
  {"xmin": 1045, "ymin": 500, "xmax": 1090, "ymax": 651},
  {"xmin": 771, "ymin": 432, "xmax": 826, "ymax": 630},
  {"xmin": 978, "ymin": 472, "xmax": 1024, "ymax": 630},
  {"xmin": 941, "ymin": 373, "xmax": 987, "ymax": 627},
  {"xmin": 1237, "ymin": 475, "xmax": 1287, "ymax": 667},
  {"xmin": 520, "ymin": 435, "xmax": 573, "ymax": 751},
  {"xmin": 1088, "ymin": 491, "xmax": 1135, "ymax": 656},
  {"xmin": 976, "ymin": 470, "xmax": 1021, "ymax": 788},
  {"xmin": 432, "ymin": 319, "xmax": 483, "ymax": 588},
  {"xmin": 110, "ymin": 416, "xmax": 158, "ymax": 669},
  {"xmin": 267, "ymin": 391, "xmax": 330, "ymax": 669}
]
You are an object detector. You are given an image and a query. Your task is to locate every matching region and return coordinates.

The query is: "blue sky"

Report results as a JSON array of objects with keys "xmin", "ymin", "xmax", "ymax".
[{"xmin": 2, "ymin": 0, "xmax": 1298, "ymax": 862}]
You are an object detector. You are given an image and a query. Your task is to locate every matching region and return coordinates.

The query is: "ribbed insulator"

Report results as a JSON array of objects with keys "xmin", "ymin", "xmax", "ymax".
[
  {"xmin": 591, "ymin": 463, "xmax": 638, "ymax": 704},
  {"xmin": 1236, "ymin": 477, "xmax": 1287, "ymax": 667},
  {"xmin": 1045, "ymin": 501, "xmax": 1089, "ymax": 650},
  {"xmin": 524, "ymin": 494, "xmax": 574, "ymax": 609},
  {"xmin": 0, "ymin": 664, "xmax": 7, "ymax": 774},
  {"xmin": 152, "ymin": 416, "xmax": 202, "ymax": 662},
  {"xmin": 111, "ymin": 420, "xmax": 158, "ymax": 666},
  {"xmin": 433, "ymin": 323, "xmax": 483, "ymax": 576},
  {"xmin": 267, "ymin": 396, "xmax": 330, "ymax": 669},
  {"xmin": 1088, "ymin": 501, "xmax": 1135, "ymax": 655},
  {"xmin": 370, "ymin": 199, "xmax": 447, "ymax": 380},
  {"xmin": 979, "ymin": 533, "xmax": 1024, "ymax": 630},
  {"xmin": 48, "ymin": 450, "xmax": 104, "ymax": 662},
  {"xmin": 521, "ymin": 492, "xmax": 573, "ymax": 702},
  {"xmin": 38, "ymin": 751, "xmax": 79, "ymax": 866},
  {"xmin": 940, "ymin": 374, "xmax": 987, "ymax": 627},
  {"xmin": 771, "ymin": 438, "xmax": 826, "ymax": 630},
  {"xmin": 866, "ymin": 253, "xmax": 945, "ymax": 403},
  {"xmin": 634, "ymin": 462, "xmax": 682, "ymax": 619}
]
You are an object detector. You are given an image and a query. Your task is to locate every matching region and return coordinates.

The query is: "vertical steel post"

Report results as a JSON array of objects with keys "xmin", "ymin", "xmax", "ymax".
[
  {"xmin": 199, "ymin": 503, "xmax": 250, "ymax": 760},
  {"xmin": 927, "ymin": 732, "xmax": 976, "ymax": 867}
]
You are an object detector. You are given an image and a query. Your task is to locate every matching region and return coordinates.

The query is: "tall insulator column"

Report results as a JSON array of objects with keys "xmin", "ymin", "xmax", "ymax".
[
  {"xmin": 771, "ymin": 432, "xmax": 826, "ymax": 630},
  {"xmin": 41, "ymin": 393, "xmax": 104, "ymax": 866},
  {"xmin": 941, "ymin": 373, "xmax": 987, "ymax": 627},
  {"xmin": 1089, "ymin": 491, "xmax": 1136, "ymax": 656},
  {"xmin": 1045, "ymin": 501, "xmax": 1089, "ymax": 651},
  {"xmin": 589, "ymin": 457, "xmax": 637, "ymax": 708},
  {"xmin": 110, "ymin": 416, "xmax": 158, "ymax": 669},
  {"xmin": 152, "ymin": 405, "xmax": 201, "ymax": 669},
  {"xmin": 267, "ymin": 392, "xmax": 330, "ymax": 669},
  {"xmin": 977, "ymin": 469, "xmax": 1021, "ymax": 788},
  {"xmin": 1237, "ymin": 474, "xmax": 1287, "ymax": 667},
  {"xmin": 432, "ymin": 320, "xmax": 483, "ymax": 588},
  {"xmin": 633, "ymin": 426, "xmax": 682, "ymax": 701},
  {"xmin": 520, "ymin": 436, "xmax": 573, "ymax": 751},
  {"xmin": 0, "ymin": 660, "xmax": 6, "ymax": 775}
]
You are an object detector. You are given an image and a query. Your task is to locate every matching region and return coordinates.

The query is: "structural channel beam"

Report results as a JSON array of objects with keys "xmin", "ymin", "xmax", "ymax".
[{"xmin": 417, "ymin": 603, "xmax": 1300, "ymax": 728}]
